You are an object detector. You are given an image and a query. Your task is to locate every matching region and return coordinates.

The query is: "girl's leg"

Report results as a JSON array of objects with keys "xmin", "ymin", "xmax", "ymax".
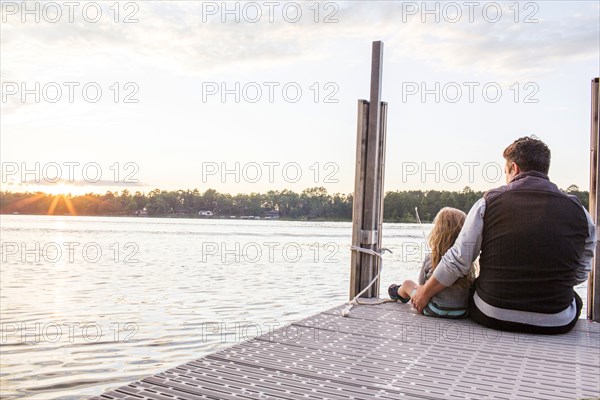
[
  {"xmin": 388, "ymin": 280, "xmax": 418, "ymax": 302},
  {"xmin": 398, "ymin": 280, "xmax": 417, "ymax": 299}
]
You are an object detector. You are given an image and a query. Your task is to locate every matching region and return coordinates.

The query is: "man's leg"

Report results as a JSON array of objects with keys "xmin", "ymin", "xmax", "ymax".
[{"xmin": 469, "ymin": 291, "xmax": 583, "ymax": 335}]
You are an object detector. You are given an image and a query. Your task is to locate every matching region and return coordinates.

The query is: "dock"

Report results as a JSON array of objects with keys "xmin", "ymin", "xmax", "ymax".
[
  {"xmin": 93, "ymin": 52, "xmax": 600, "ymax": 400},
  {"xmin": 92, "ymin": 300, "xmax": 600, "ymax": 400}
]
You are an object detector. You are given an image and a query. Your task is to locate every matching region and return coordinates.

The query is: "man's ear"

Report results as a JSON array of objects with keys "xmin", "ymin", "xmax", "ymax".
[{"xmin": 512, "ymin": 163, "xmax": 521, "ymax": 175}]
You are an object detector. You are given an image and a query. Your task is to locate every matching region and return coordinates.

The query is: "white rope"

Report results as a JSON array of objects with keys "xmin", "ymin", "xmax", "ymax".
[
  {"xmin": 415, "ymin": 207, "xmax": 427, "ymax": 242},
  {"xmin": 342, "ymin": 209, "xmax": 426, "ymax": 317},
  {"xmin": 341, "ymin": 245, "xmax": 394, "ymax": 317}
]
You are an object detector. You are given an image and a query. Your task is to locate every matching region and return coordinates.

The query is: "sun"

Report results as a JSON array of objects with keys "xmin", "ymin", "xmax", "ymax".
[
  {"xmin": 47, "ymin": 193, "xmax": 77, "ymax": 215},
  {"xmin": 7, "ymin": 187, "xmax": 79, "ymax": 215},
  {"xmin": 32, "ymin": 183, "xmax": 87, "ymax": 196},
  {"xmin": 44, "ymin": 183, "xmax": 70, "ymax": 196},
  {"xmin": 16, "ymin": 183, "xmax": 88, "ymax": 215}
]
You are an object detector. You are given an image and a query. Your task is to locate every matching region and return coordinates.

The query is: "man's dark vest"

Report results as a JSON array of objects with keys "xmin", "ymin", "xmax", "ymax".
[{"xmin": 477, "ymin": 171, "xmax": 588, "ymax": 313}]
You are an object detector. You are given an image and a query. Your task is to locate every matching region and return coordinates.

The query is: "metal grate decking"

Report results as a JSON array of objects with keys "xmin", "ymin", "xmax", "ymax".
[{"xmin": 92, "ymin": 301, "xmax": 600, "ymax": 400}]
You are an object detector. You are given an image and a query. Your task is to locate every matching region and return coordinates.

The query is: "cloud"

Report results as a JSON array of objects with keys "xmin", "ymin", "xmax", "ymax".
[
  {"xmin": 1, "ymin": 2, "xmax": 345, "ymax": 80},
  {"xmin": 1, "ymin": 1, "xmax": 598, "ymax": 83},
  {"xmin": 2, "ymin": 179, "xmax": 153, "ymax": 194},
  {"xmin": 388, "ymin": 7, "xmax": 599, "ymax": 79},
  {"xmin": 22, "ymin": 179, "xmax": 148, "ymax": 187}
]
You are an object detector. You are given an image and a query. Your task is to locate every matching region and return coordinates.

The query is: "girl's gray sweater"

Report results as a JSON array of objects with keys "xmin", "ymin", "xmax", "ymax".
[{"xmin": 418, "ymin": 253, "xmax": 471, "ymax": 310}]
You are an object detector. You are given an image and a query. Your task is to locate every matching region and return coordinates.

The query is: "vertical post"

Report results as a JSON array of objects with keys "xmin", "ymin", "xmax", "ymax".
[
  {"xmin": 374, "ymin": 101, "xmax": 388, "ymax": 292},
  {"xmin": 350, "ymin": 100, "xmax": 369, "ymax": 298},
  {"xmin": 350, "ymin": 41, "xmax": 386, "ymax": 299},
  {"xmin": 359, "ymin": 41, "xmax": 384, "ymax": 298},
  {"xmin": 589, "ymin": 77, "xmax": 600, "ymax": 321}
]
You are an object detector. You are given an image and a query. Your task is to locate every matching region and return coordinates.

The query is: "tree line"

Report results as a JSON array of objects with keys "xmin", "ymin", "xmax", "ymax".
[{"xmin": 0, "ymin": 185, "xmax": 589, "ymax": 223}]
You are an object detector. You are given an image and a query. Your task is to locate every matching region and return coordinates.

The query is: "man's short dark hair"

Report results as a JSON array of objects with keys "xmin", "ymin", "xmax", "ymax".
[{"xmin": 503, "ymin": 136, "xmax": 551, "ymax": 174}]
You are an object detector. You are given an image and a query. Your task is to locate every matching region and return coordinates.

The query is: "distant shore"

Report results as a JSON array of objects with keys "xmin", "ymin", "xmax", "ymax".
[{"xmin": 1, "ymin": 185, "xmax": 589, "ymax": 223}]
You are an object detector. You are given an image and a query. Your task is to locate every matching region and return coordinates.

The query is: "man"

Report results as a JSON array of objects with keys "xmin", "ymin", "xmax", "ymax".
[{"xmin": 411, "ymin": 136, "xmax": 596, "ymax": 334}]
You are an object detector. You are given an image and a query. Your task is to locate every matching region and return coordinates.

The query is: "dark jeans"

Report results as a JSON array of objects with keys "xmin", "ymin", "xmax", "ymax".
[{"xmin": 469, "ymin": 290, "xmax": 583, "ymax": 335}]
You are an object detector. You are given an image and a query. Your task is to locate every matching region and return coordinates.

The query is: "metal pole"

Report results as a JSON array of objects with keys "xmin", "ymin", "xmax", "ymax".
[
  {"xmin": 589, "ymin": 77, "xmax": 600, "ymax": 321},
  {"xmin": 350, "ymin": 100, "xmax": 369, "ymax": 299},
  {"xmin": 350, "ymin": 41, "xmax": 386, "ymax": 299},
  {"xmin": 374, "ymin": 101, "xmax": 388, "ymax": 295},
  {"xmin": 359, "ymin": 41, "xmax": 384, "ymax": 298}
]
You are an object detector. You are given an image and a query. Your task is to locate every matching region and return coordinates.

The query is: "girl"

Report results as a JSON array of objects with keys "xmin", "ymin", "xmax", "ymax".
[{"xmin": 388, "ymin": 207, "xmax": 477, "ymax": 318}]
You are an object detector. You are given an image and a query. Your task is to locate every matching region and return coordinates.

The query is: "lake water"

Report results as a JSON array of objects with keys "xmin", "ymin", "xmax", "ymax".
[
  {"xmin": 0, "ymin": 215, "xmax": 589, "ymax": 399},
  {"xmin": 0, "ymin": 215, "xmax": 427, "ymax": 399}
]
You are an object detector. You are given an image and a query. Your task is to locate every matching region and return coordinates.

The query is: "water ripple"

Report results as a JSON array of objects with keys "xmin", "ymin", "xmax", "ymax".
[{"xmin": 4, "ymin": 215, "xmax": 584, "ymax": 399}]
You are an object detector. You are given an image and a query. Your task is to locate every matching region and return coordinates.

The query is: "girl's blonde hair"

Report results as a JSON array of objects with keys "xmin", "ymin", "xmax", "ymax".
[{"xmin": 428, "ymin": 207, "xmax": 466, "ymax": 270}]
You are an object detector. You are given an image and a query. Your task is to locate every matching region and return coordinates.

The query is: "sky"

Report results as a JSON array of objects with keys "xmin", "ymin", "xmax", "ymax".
[{"xmin": 1, "ymin": 0, "xmax": 599, "ymax": 195}]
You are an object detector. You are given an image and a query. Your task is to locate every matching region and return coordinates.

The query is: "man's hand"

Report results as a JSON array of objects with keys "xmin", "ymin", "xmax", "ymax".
[
  {"xmin": 411, "ymin": 286, "xmax": 431, "ymax": 313},
  {"xmin": 410, "ymin": 277, "xmax": 447, "ymax": 313}
]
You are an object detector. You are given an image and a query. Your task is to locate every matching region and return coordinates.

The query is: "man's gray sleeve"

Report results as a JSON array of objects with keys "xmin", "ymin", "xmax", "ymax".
[
  {"xmin": 576, "ymin": 206, "xmax": 596, "ymax": 285},
  {"xmin": 432, "ymin": 197, "xmax": 485, "ymax": 287}
]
